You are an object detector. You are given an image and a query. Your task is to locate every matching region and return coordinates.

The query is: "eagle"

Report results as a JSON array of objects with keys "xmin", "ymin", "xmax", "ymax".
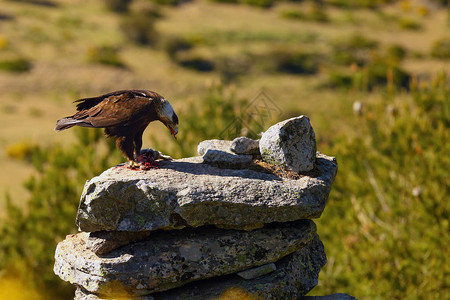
[{"xmin": 55, "ymin": 90, "xmax": 178, "ymax": 168}]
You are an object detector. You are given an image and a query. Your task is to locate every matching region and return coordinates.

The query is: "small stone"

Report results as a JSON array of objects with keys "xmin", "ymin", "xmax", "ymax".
[
  {"xmin": 197, "ymin": 140, "xmax": 232, "ymax": 156},
  {"xmin": 353, "ymin": 101, "xmax": 363, "ymax": 116},
  {"xmin": 412, "ymin": 186, "xmax": 422, "ymax": 197},
  {"xmin": 230, "ymin": 137, "xmax": 260, "ymax": 155},
  {"xmin": 260, "ymin": 115, "xmax": 316, "ymax": 172},
  {"xmin": 237, "ymin": 263, "xmax": 276, "ymax": 280},
  {"xmin": 202, "ymin": 149, "xmax": 253, "ymax": 169}
]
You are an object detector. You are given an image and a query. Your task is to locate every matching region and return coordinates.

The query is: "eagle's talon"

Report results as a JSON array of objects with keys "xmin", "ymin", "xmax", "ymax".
[{"xmin": 127, "ymin": 160, "xmax": 140, "ymax": 169}]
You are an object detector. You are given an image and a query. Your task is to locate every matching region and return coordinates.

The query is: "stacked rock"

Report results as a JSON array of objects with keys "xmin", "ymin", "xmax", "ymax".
[{"xmin": 54, "ymin": 116, "xmax": 339, "ymax": 299}]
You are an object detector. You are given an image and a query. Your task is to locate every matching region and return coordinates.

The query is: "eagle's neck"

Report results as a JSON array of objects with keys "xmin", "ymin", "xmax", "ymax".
[{"xmin": 155, "ymin": 99, "xmax": 174, "ymax": 120}]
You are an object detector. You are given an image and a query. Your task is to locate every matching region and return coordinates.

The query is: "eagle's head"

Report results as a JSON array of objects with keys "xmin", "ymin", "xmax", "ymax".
[{"xmin": 158, "ymin": 99, "xmax": 178, "ymax": 139}]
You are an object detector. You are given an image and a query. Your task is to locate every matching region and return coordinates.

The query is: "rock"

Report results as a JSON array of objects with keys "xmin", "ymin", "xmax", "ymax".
[
  {"xmin": 299, "ymin": 293, "xmax": 358, "ymax": 300},
  {"xmin": 202, "ymin": 149, "xmax": 253, "ymax": 169},
  {"xmin": 197, "ymin": 139, "xmax": 232, "ymax": 156},
  {"xmin": 197, "ymin": 139, "xmax": 253, "ymax": 169},
  {"xmin": 260, "ymin": 116, "xmax": 316, "ymax": 172},
  {"xmin": 75, "ymin": 153, "xmax": 337, "ymax": 232},
  {"xmin": 230, "ymin": 137, "xmax": 260, "ymax": 155},
  {"xmin": 237, "ymin": 263, "xmax": 276, "ymax": 280},
  {"xmin": 86, "ymin": 231, "xmax": 151, "ymax": 255},
  {"xmin": 55, "ymin": 220, "xmax": 317, "ymax": 297},
  {"xmin": 73, "ymin": 236, "xmax": 326, "ymax": 300}
]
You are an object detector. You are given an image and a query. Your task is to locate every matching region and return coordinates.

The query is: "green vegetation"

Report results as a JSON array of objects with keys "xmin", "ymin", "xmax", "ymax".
[
  {"xmin": 0, "ymin": 57, "xmax": 32, "ymax": 72},
  {"xmin": 331, "ymin": 34, "xmax": 378, "ymax": 66},
  {"xmin": 431, "ymin": 38, "xmax": 450, "ymax": 59},
  {"xmin": 1, "ymin": 73, "xmax": 447, "ymax": 299},
  {"xmin": 315, "ymin": 72, "xmax": 449, "ymax": 299},
  {"xmin": 104, "ymin": 0, "xmax": 133, "ymax": 12},
  {"xmin": 397, "ymin": 17, "xmax": 422, "ymax": 30},
  {"xmin": 0, "ymin": 129, "xmax": 123, "ymax": 299},
  {"xmin": 0, "ymin": 0, "xmax": 448, "ymax": 299},
  {"xmin": 120, "ymin": 9, "xmax": 160, "ymax": 45},
  {"xmin": 270, "ymin": 49, "xmax": 320, "ymax": 75},
  {"xmin": 86, "ymin": 45, "xmax": 126, "ymax": 68},
  {"xmin": 280, "ymin": 4, "xmax": 329, "ymax": 23}
]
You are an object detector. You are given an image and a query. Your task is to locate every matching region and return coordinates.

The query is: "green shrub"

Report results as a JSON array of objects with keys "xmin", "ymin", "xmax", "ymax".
[
  {"xmin": 308, "ymin": 4, "xmax": 329, "ymax": 22},
  {"xmin": 0, "ymin": 58, "xmax": 32, "ymax": 72},
  {"xmin": 430, "ymin": 38, "xmax": 450, "ymax": 59},
  {"xmin": 5, "ymin": 141, "xmax": 39, "ymax": 162},
  {"xmin": 281, "ymin": 5, "xmax": 329, "ymax": 22},
  {"xmin": 352, "ymin": 54, "xmax": 411, "ymax": 91},
  {"xmin": 120, "ymin": 10, "xmax": 159, "ymax": 45},
  {"xmin": 429, "ymin": 0, "xmax": 448, "ymax": 5},
  {"xmin": 280, "ymin": 9, "xmax": 305, "ymax": 20},
  {"xmin": 270, "ymin": 49, "xmax": 320, "ymax": 75},
  {"xmin": 325, "ymin": 0, "xmax": 396, "ymax": 9},
  {"xmin": 240, "ymin": 0, "xmax": 274, "ymax": 9},
  {"xmin": 104, "ymin": 0, "xmax": 133, "ymax": 12},
  {"xmin": 178, "ymin": 56, "xmax": 215, "ymax": 72},
  {"xmin": 386, "ymin": 44, "xmax": 407, "ymax": 62},
  {"xmin": 331, "ymin": 34, "xmax": 378, "ymax": 66},
  {"xmin": 150, "ymin": 0, "xmax": 189, "ymax": 5},
  {"xmin": 215, "ymin": 55, "xmax": 251, "ymax": 83},
  {"xmin": 365, "ymin": 62, "xmax": 410, "ymax": 90},
  {"xmin": 327, "ymin": 71, "xmax": 355, "ymax": 89},
  {"xmin": 208, "ymin": 0, "xmax": 238, "ymax": 3},
  {"xmin": 86, "ymin": 45, "xmax": 125, "ymax": 68},
  {"xmin": 0, "ymin": 35, "xmax": 10, "ymax": 50},
  {"xmin": 162, "ymin": 36, "xmax": 193, "ymax": 60},
  {"xmin": 397, "ymin": 18, "xmax": 422, "ymax": 30},
  {"xmin": 8, "ymin": 0, "xmax": 57, "ymax": 7}
]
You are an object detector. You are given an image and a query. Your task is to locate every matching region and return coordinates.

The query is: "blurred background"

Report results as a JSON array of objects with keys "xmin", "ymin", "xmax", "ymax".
[{"xmin": 0, "ymin": 0, "xmax": 448, "ymax": 299}]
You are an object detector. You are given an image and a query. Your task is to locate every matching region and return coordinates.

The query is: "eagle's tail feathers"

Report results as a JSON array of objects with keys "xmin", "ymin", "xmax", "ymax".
[{"xmin": 55, "ymin": 118, "xmax": 93, "ymax": 131}]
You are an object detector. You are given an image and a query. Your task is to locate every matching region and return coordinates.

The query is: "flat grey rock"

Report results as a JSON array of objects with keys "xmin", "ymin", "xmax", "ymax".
[
  {"xmin": 230, "ymin": 137, "xmax": 260, "ymax": 155},
  {"xmin": 55, "ymin": 220, "xmax": 317, "ymax": 297},
  {"xmin": 73, "ymin": 236, "xmax": 327, "ymax": 300},
  {"xmin": 76, "ymin": 153, "xmax": 337, "ymax": 232},
  {"xmin": 202, "ymin": 149, "xmax": 253, "ymax": 169},
  {"xmin": 237, "ymin": 263, "xmax": 276, "ymax": 280},
  {"xmin": 260, "ymin": 116, "xmax": 316, "ymax": 172},
  {"xmin": 197, "ymin": 139, "xmax": 232, "ymax": 155},
  {"xmin": 86, "ymin": 231, "xmax": 151, "ymax": 255}
]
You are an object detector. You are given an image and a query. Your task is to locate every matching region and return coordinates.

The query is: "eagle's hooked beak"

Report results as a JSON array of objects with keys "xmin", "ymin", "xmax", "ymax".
[{"xmin": 170, "ymin": 127, "xmax": 178, "ymax": 140}]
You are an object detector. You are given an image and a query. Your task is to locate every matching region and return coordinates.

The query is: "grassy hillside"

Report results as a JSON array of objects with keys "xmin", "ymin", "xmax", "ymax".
[{"xmin": 0, "ymin": 0, "xmax": 448, "ymax": 298}]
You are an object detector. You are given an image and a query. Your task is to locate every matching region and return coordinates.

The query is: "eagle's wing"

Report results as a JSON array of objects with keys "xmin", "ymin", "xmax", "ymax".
[{"xmin": 72, "ymin": 90, "xmax": 157, "ymax": 128}]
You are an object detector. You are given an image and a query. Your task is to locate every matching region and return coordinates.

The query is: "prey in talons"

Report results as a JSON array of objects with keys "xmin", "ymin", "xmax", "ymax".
[{"xmin": 127, "ymin": 149, "xmax": 173, "ymax": 171}]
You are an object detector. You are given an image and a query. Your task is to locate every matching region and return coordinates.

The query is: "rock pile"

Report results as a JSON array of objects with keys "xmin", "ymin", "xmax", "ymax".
[{"xmin": 54, "ymin": 116, "xmax": 340, "ymax": 299}]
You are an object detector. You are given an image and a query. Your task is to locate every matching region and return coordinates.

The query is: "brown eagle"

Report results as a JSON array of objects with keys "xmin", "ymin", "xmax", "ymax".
[{"xmin": 55, "ymin": 90, "xmax": 178, "ymax": 168}]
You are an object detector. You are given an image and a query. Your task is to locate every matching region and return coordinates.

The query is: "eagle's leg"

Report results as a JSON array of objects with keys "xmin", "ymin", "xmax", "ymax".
[
  {"xmin": 116, "ymin": 136, "xmax": 138, "ymax": 169},
  {"xmin": 133, "ymin": 132, "xmax": 159, "ymax": 170},
  {"xmin": 133, "ymin": 132, "xmax": 143, "ymax": 163}
]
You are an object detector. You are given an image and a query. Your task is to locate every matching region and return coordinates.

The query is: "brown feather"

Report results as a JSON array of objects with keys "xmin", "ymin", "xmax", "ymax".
[{"xmin": 55, "ymin": 90, "xmax": 175, "ymax": 162}]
